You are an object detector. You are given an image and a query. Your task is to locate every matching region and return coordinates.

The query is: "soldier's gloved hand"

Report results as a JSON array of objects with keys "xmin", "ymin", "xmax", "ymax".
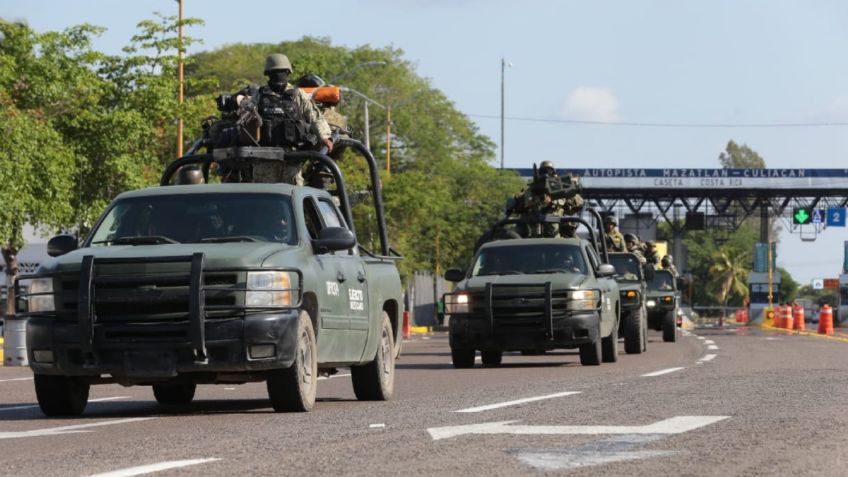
[{"xmin": 323, "ymin": 138, "xmax": 334, "ymax": 153}]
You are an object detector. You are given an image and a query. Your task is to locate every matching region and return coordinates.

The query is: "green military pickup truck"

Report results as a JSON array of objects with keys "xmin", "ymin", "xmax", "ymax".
[
  {"xmin": 645, "ymin": 269, "xmax": 678, "ymax": 342},
  {"xmin": 20, "ymin": 144, "xmax": 403, "ymax": 416},
  {"xmin": 444, "ymin": 213, "xmax": 621, "ymax": 367},
  {"xmin": 608, "ymin": 252, "xmax": 650, "ymax": 354}
]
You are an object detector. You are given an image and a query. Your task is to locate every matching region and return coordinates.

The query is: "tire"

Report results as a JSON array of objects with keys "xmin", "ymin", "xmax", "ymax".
[
  {"xmin": 481, "ymin": 350, "xmax": 503, "ymax": 367},
  {"xmin": 153, "ymin": 383, "xmax": 196, "ymax": 406},
  {"xmin": 34, "ymin": 374, "xmax": 89, "ymax": 417},
  {"xmin": 451, "ymin": 347, "xmax": 476, "ymax": 368},
  {"xmin": 663, "ymin": 310, "xmax": 677, "ymax": 342},
  {"xmin": 602, "ymin": 321, "xmax": 619, "ymax": 363},
  {"xmin": 624, "ymin": 306, "xmax": 646, "ymax": 354},
  {"xmin": 351, "ymin": 313, "xmax": 396, "ymax": 401},
  {"xmin": 267, "ymin": 310, "xmax": 318, "ymax": 412},
  {"xmin": 579, "ymin": 326, "xmax": 602, "ymax": 366}
]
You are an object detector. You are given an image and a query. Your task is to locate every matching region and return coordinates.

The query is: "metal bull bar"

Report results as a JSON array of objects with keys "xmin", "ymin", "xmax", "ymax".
[
  {"xmin": 78, "ymin": 253, "xmax": 208, "ymax": 363},
  {"xmin": 484, "ymin": 282, "xmax": 556, "ymax": 339}
]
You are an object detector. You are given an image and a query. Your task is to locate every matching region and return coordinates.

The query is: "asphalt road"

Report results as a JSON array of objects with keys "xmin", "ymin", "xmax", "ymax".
[{"xmin": 1, "ymin": 326, "xmax": 847, "ymax": 476}]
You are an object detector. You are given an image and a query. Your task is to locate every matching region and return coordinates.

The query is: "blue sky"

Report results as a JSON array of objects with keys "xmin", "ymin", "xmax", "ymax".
[{"xmin": 7, "ymin": 0, "xmax": 848, "ymax": 285}]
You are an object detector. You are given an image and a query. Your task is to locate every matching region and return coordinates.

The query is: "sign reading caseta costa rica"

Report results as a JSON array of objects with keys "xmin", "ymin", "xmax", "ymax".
[{"xmin": 516, "ymin": 168, "xmax": 848, "ymax": 190}]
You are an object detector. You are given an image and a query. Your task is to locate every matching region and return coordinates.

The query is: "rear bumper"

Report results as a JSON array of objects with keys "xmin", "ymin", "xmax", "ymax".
[
  {"xmin": 27, "ymin": 310, "xmax": 299, "ymax": 382},
  {"xmin": 449, "ymin": 311, "xmax": 600, "ymax": 351}
]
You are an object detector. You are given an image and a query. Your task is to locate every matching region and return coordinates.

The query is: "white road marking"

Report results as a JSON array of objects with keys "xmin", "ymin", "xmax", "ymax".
[
  {"xmin": 765, "ymin": 337, "xmax": 781, "ymax": 341},
  {"xmin": 707, "ymin": 345, "xmax": 719, "ymax": 350},
  {"xmin": 422, "ymin": 337, "xmax": 431, "ymax": 340},
  {"xmin": 0, "ymin": 396, "xmax": 129, "ymax": 413},
  {"xmin": 0, "ymin": 377, "xmax": 33, "ymax": 383},
  {"xmin": 224, "ymin": 387, "xmax": 236, "ymax": 390},
  {"xmin": 455, "ymin": 391, "xmax": 581, "ymax": 413},
  {"xmin": 318, "ymin": 372, "xmax": 351, "ymax": 381},
  {"xmin": 428, "ymin": 416, "xmax": 730, "ymax": 440},
  {"xmin": 697, "ymin": 337, "xmax": 705, "ymax": 340},
  {"xmin": 86, "ymin": 458, "xmax": 220, "ymax": 477},
  {"xmin": 0, "ymin": 417, "xmax": 153, "ymax": 440},
  {"xmin": 515, "ymin": 434, "xmax": 674, "ymax": 471},
  {"xmin": 704, "ymin": 340, "xmax": 715, "ymax": 344},
  {"xmin": 641, "ymin": 367, "xmax": 684, "ymax": 377},
  {"xmin": 369, "ymin": 423, "xmax": 386, "ymax": 429},
  {"xmin": 698, "ymin": 354, "xmax": 717, "ymax": 362}
]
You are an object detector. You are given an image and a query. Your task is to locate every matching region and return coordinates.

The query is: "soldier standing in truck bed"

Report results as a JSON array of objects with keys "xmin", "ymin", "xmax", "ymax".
[{"xmin": 506, "ymin": 161, "xmax": 584, "ymax": 238}]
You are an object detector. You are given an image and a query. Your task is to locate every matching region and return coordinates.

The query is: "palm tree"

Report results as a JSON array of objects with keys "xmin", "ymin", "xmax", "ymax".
[{"xmin": 708, "ymin": 246, "xmax": 751, "ymax": 315}]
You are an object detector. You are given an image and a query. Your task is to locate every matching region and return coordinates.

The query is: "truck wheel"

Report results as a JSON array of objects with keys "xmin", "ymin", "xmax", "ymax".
[
  {"xmin": 624, "ymin": 307, "xmax": 645, "ymax": 354},
  {"xmin": 267, "ymin": 310, "xmax": 317, "ymax": 412},
  {"xmin": 579, "ymin": 336, "xmax": 602, "ymax": 366},
  {"xmin": 153, "ymin": 383, "xmax": 196, "ymax": 406},
  {"xmin": 663, "ymin": 310, "xmax": 677, "ymax": 342},
  {"xmin": 34, "ymin": 375, "xmax": 89, "ymax": 417},
  {"xmin": 481, "ymin": 350, "xmax": 503, "ymax": 367},
  {"xmin": 351, "ymin": 313, "xmax": 395, "ymax": 401},
  {"xmin": 451, "ymin": 347, "xmax": 476, "ymax": 368},
  {"xmin": 602, "ymin": 322, "xmax": 619, "ymax": 363}
]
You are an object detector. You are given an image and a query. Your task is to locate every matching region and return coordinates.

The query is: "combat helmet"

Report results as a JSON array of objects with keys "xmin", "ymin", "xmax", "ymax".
[
  {"xmin": 661, "ymin": 255, "xmax": 673, "ymax": 267},
  {"xmin": 539, "ymin": 160, "xmax": 556, "ymax": 176},
  {"xmin": 264, "ymin": 53, "xmax": 293, "ymax": 74},
  {"xmin": 624, "ymin": 233, "xmax": 638, "ymax": 244},
  {"xmin": 603, "ymin": 215, "xmax": 618, "ymax": 226}
]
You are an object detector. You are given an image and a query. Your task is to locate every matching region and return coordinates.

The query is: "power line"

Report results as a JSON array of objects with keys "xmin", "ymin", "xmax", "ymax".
[{"xmin": 467, "ymin": 114, "xmax": 848, "ymax": 129}]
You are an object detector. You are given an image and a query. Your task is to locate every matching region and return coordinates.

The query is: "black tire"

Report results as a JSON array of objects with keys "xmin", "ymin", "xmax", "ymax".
[
  {"xmin": 602, "ymin": 321, "xmax": 619, "ymax": 363},
  {"xmin": 351, "ymin": 313, "xmax": 396, "ymax": 401},
  {"xmin": 267, "ymin": 310, "xmax": 317, "ymax": 412},
  {"xmin": 481, "ymin": 350, "xmax": 503, "ymax": 367},
  {"xmin": 451, "ymin": 347, "xmax": 476, "ymax": 368},
  {"xmin": 153, "ymin": 383, "xmax": 196, "ymax": 406},
  {"xmin": 624, "ymin": 306, "xmax": 646, "ymax": 354},
  {"xmin": 34, "ymin": 374, "xmax": 89, "ymax": 417},
  {"xmin": 663, "ymin": 310, "xmax": 677, "ymax": 342},
  {"xmin": 579, "ymin": 329, "xmax": 602, "ymax": 366}
]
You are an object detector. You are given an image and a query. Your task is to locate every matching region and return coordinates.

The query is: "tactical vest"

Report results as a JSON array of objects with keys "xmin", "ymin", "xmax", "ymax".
[{"xmin": 257, "ymin": 86, "xmax": 314, "ymax": 148}]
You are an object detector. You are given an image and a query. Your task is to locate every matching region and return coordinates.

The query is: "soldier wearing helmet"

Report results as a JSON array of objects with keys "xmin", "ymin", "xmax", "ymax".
[
  {"xmin": 643, "ymin": 240, "xmax": 659, "ymax": 265},
  {"xmin": 661, "ymin": 254, "xmax": 679, "ymax": 277},
  {"xmin": 624, "ymin": 233, "xmax": 647, "ymax": 264},
  {"xmin": 507, "ymin": 161, "xmax": 584, "ymax": 238},
  {"xmin": 603, "ymin": 215, "xmax": 625, "ymax": 252},
  {"xmin": 230, "ymin": 54, "xmax": 333, "ymax": 155}
]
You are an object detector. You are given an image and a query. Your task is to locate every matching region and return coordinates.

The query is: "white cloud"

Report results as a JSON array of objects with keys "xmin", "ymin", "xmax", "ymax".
[
  {"xmin": 823, "ymin": 95, "xmax": 848, "ymax": 118},
  {"xmin": 561, "ymin": 87, "xmax": 620, "ymax": 122}
]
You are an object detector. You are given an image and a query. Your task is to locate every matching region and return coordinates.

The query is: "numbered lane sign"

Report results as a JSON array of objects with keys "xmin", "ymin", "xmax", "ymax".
[{"xmin": 826, "ymin": 208, "xmax": 846, "ymax": 227}]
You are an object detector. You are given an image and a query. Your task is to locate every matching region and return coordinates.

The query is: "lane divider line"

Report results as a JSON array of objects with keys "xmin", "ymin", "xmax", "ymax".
[
  {"xmin": 707, "ymin": 345, "xmax": 719, "ymax": 350},
  {"xmin": 0, "ymin": 396, "xmax": 129, "ymax": 413},
  {"xmin": 86, "ymin": 458, "xmax": 221, "ymax": 477},
  {"xmin": 698, "ymin": 354, "xmax": 717, "ymax": 363},
  {"xmin": 703, "ymin": 340, "xmax": 715, "ymax": 344},
  {"xmin": 455, "ymin": 391, "xmax": 581, "ymax": 413},
  {"xmin": 641, "ymin": 367, "xmax": 685, "ymax": 377},
  {"xmin": 696, "ymin": 337, "xmax": 705, "ymax": 340},
  {"xmin": 0, "ymin": 377, "xmax": 34, "ymax": 383}
]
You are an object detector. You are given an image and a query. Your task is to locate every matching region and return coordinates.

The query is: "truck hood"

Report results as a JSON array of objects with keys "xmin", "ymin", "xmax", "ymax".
[
  {"xmin": 462, "ymin": 273, "xmax": 591, "ymax": 291},
  {"xmin": 41, "ymin": 242, "xmax": 292, "ymax": 274}
]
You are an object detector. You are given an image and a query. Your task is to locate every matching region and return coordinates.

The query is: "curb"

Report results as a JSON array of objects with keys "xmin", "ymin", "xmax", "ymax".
[
  {"xmin": 760, "ymin": 323, "xmax": 848, "ymax": 343},
  {"xmin": 409, "ymin": 326, "xmax": 431, "ymax": 334},
  {"xmin": 0, "ymin": 337, "xmax": 4, "ymax": 365}
]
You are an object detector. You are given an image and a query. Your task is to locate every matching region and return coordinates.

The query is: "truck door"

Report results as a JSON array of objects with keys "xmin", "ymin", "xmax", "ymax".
[{"xmin": 586, "ymin": 245, "xmax": 616, "ymax": 327}]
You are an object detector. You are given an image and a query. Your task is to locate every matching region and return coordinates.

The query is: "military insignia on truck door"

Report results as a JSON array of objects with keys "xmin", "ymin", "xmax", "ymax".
[
  {"xmin": 348, "ymin": 288, "xmax": 364, "ymax": 311},
  {"xmin": 326, "ymin": 281, "xmax": 340, "ymax": 296}
]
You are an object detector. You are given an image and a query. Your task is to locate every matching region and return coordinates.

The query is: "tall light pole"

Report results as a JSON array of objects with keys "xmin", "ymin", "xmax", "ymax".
[
  {"xmin": 176, "ymin": 0, "xmax": 185, "ymax": 158},
  {"xmin": 341, "ymin": 87, "xmax": 385, "ymax": 152},
  {"xmin": 500, "ymin": 57, "xmax": 505, "ymax": 170}
]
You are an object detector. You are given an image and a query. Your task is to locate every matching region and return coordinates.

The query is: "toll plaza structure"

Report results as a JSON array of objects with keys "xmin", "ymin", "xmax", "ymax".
[{"xmin": 512, "ymin": 168, "xmax": 848, "ymax": 323}]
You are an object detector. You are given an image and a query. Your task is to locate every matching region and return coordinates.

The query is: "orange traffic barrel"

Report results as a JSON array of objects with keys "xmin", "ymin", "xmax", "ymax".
[
  {"xmin": 402, "ymin": 310, "xmax": 411, "ymax": 339},
  {"xmin": 792, "ymin": 304, "xmax": 805, "ymax": 331},
  {"xmin": 776, "ymin": 305, "xmax": 788, "ymax": 329},
  {"xmin": 735, "ymin": 308, "xmax": 748, "ymax": 324},
  {"xmin": 818, "ymin": 305, "xmax": 834, "ymax": 335}
]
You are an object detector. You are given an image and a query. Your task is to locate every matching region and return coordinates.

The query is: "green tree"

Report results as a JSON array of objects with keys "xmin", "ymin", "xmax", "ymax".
[
  {"xmin": 777, "ymin": 267, "xmax": 798, "ymax": 303},
  {"xmin": 708, "ymin": 245, "xmax": 750, "ymax": 313},
  {"xmin": 718, "ymin": 140, "xmax": 766, "ymax": 168}
]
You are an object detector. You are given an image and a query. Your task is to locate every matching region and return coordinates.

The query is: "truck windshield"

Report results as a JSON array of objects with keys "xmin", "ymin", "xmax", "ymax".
[
  {"xmin": 88, "ymin": 193, "xmax": 297, "ymax": 246},
  {"xmin": 649, "ymin": 270, "xmax": 675, "ymax": 291},
  {"xmin": 609, "ymin": 254, "xmax": 642, "ymax": 281},
  {"xmin": 471, "ymin": 244, "xmax": 587, "ymax": 276}
]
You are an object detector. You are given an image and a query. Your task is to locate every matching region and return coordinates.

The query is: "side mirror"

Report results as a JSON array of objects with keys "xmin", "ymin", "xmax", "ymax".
[
  {"xmin": 597, "ymin": 264, "xmax": 616, "ymax": 277},
  {"xmin": 444, "ymin": 268, "xmax": 466, "ymax": 282},
  {"xmin": 311, "ymin": 227, "xmax": 356, "ymax": 253},
  {"xmin": 643, "ymin": 264, "xmax": 655, "ymax": 281},
  {"xmin": 47, "ymin": 234, "xmax": 78, "ymax": 257}
]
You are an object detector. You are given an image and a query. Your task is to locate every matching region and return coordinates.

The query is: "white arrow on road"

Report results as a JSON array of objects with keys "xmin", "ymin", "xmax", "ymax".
[
  {"xmin": 0, "ymin": 417, "xmax": 153, "ymax": 440},
  {"xmin": 428, "ymin": 416, "xmax": 729, "ymax": 440}
]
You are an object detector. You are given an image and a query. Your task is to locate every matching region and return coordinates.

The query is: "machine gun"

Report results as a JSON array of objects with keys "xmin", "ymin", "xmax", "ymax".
[{"xmin": 506, "ymin": 163, "xmax": 582, "ymax": 216}]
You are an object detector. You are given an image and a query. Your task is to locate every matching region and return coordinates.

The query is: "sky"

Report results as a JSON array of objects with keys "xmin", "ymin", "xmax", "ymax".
[{"xmin": 6, "ymin": 0, "xmax": 848, "ymax": 285}]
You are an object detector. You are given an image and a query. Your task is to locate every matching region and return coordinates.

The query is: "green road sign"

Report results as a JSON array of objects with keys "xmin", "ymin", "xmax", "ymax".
[{"xmin": 793, "ymin": 208, "xmax": 811, "ymax": 225}]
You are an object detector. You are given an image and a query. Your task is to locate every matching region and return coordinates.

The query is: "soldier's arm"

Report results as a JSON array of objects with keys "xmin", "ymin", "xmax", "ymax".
[{"xmin": 295, "ymin": 89, "xmax": 332, "ymax": 140}]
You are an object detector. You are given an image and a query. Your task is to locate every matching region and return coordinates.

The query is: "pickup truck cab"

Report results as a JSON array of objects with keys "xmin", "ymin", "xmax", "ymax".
[
  {"xmin": 20, "ymin": 143, "xmax": 403, "ymax": 416},
  {"xmin": 444, "ymin": 213, "xmax": 620, "ymax": 367},
  {"xmin": 608, "ymin": 252, "xmax": 650, "ymax": 354},
  {"xmin": 646, "ymin": 269, "xmax": 678, "ymax": 342}
]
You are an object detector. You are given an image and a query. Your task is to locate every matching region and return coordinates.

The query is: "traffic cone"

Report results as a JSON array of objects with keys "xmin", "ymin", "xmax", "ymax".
[
  {"xmin": 818, "ymin": 305, "xmax": 834, "ymax": 335},
  {"xmin": 784, "ymin": 306, "xmax": 795, "ymax": 330},
  {"xmin": 402, "ymin": 310, "xmax": 411, "ymax": 339},
  {"xmin": 792, "ymin": 304, "xmax": 805, "ymax": 331}
]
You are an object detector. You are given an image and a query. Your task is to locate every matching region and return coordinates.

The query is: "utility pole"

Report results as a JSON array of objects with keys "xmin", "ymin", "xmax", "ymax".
[
  {"xmin": 176, "ymin": 0, "xmax": 185, "ymax": 158},
  {"xmin": 386, "ymin": 106, "xmax": 392, "ymax": 175}
]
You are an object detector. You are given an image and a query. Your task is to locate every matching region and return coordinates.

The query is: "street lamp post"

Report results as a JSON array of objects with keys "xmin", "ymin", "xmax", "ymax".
[
  {"xmin": 176, "ymin": 0, "xmax": 185, "ymax": 158},
  {"xmin": 340, "ymin": 86, "xmax": 385, "ymax": 153}
]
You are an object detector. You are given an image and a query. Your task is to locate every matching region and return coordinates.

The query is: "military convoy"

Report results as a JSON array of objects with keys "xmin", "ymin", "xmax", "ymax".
[
  {"xmin": 608, "ymin": 252, "xmax": 650, "ymax": 354},
  {"xmin": 646, "ymin": 269, "xmax": 679, "ymax": 342},
  {"xmin": 19, "ymin": 142, "xmax": 403, "ymax": 416}
]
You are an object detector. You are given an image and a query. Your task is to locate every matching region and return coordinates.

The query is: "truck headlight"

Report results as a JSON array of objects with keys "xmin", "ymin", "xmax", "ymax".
[
  {"xmin": 29, "ymin": 278, "xmax": 55, "ymax": 312},
  {"xmin": 246, "ymin": 271, "xmax": 294, "ymax": 307},
  {"xmin": 445, "ymin": 293, "xmax": 470, "ymax": 314},
  {"xmin": 646, "ymin": 300, "xmax": 657, "ymax": 308},
  {"xmin": 662, "ymin": 296, "xmax": 673, "ymax": 304},
  {"xmin": 567, "ymin": 290, "xmax": 599, "ymax": 311}
]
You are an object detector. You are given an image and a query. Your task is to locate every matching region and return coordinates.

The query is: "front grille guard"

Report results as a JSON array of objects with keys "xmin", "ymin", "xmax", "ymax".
[
  {"xmin": 17, "ymin": 253, "xmax": 303, "ymax": 363},
  {"xmin": 483, "ymin": 282, "xmax": 555, "ymax": 340}
]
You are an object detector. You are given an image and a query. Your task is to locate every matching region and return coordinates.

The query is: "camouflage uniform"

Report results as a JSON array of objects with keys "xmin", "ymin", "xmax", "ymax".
[
  {"xmin": 626, "ymin": 237, "xmax": 647, "ymax": 265},
  {"xmin": 661, "ymin": 255, "xmax": 679, "ymax": 278},
  {"xmin": 606, "ymin": 228, "xmax": 625, "ymax": 252},
  {"xmin": 509, "ymin": 167, "xmax": 584, "ymax": 238}
]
